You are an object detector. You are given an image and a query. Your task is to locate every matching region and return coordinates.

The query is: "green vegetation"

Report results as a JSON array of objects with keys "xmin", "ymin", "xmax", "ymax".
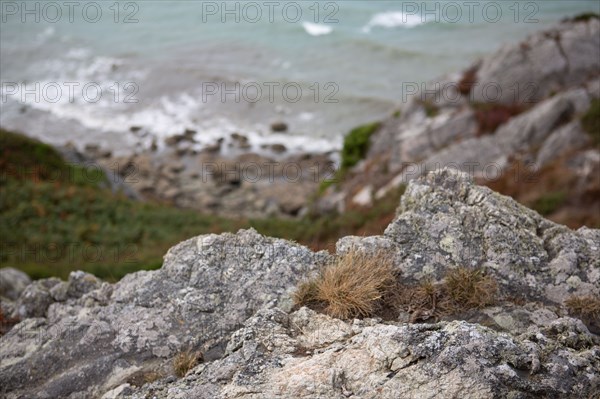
[
  {"xmin": 569, "ymin": 12, "xmax": 599, "ymax": 23},
  {"xmin": 340, "ymin": 122, "xmax": 380, "ymax": 170},
  {"xmin": 319, "ymin": 122, "xmax": 380, "ymax": 192},
  {"xmin": 581, "ymin": 98, "xmax": 600, "ymax": 146},
  {"xmin": 531, "ymin": 191, "xmax": 567, "ymax": 216},
  {"xmin": 1, "ymin": 129, "xmax": 404, "ymax": 281},
  {"xmin": 421, "ymin": 100, "xmax": 440, "ymax": 118}
]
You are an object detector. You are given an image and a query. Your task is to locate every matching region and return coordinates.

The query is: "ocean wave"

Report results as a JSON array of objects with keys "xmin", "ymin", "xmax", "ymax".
[
  {"xmin": 302, "ymin": 22, "xmax": 333, "ymax": 36},
  {"xmin": 37, "ymin": 26, "xmax": 55, "ymax": 40},
  {"xmin": 362, "ymin": 12, "xmax": 425, "ymax": 33}
]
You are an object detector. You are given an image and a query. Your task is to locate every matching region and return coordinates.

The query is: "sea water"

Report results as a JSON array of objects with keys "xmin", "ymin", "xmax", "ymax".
[{"xmin": 1, "ymin": 0, "xmax": 598, "ymax": 155}]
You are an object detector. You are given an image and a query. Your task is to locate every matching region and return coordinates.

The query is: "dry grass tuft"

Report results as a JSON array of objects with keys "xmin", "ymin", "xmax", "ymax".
[
  {"xmin": 565, "ymin": 295, "xmax": 600, "ymax": 323},
  {"xmin": 127, "ymin": 369, "xmax": 165, "ymax": 387},
  {"xmin": 293, "ymin": 279, "xmax": 320, "ymax": 307},
  {"xmin": 388, "ymin": 267, "xmax": 498, "ymax": 322},
  {"xmin": 445, "ymin": 267, "xmax": 498, "ymax": 310},
  {"xmin": 389, "ymin": 279, "xmax": 452, "ymax": 322},
  {"xmin": 294, "ymin": 250, "xmax": 397, "ymax": 319},
  {"xmin": 173, "ymin": 349, "xmax": 202, "ymax": 378},
  {"xmin": 295, "ymin": 257, "xmax": 499, "ymax": 323}
]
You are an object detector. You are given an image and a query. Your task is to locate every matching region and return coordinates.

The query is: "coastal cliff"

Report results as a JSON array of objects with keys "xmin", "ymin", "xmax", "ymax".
[
  {"xmin": 1, "ymin": 15, "xmax": 599, "ymax": 399},
  {"xmin": 320, "ymin": 15, "xmax": 600, "ymax": 228}
]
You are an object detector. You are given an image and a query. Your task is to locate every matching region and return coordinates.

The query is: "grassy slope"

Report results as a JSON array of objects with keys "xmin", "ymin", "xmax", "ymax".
[{"xmin": 0, "ymin": 129, "xmax": 402, "ymax": 281}]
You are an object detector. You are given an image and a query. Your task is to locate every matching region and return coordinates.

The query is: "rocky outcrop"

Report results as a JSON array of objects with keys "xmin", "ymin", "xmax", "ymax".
[
  {"xmin": 123, "ymin": 308, "xmax": 599, "ymax": 399},
  {"xmin": 1, "ymin": 169, "xmax": 598, "ymax": 398},
  {"xmin": 322, "ymin": 16, "xmax": 600, "ymax": 228},
  {"xmin": 0, "ymin": 231, "xmax": 327, "ymax": 398},
  {"xmin": 472, "ymin": 17, "xmax": 600, "ymax": 104},
  {"xmin": 91, "ymin": 149, "xmax": 333, "ymax": 219},
  {"xmin": 0, "ymin": 268, "xmax": 31, "ymax": 317}
]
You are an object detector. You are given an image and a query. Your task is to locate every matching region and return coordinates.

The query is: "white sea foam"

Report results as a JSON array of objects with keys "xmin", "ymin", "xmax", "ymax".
[
  {"xmin": 36, "ymin": 26, "xmax": 55, "ymax": 43},
  {"xmin": 362, "ymin": 12, "xmax": 425, "ymax": 33},
  {"xmin": 302, "ymin": 22, "xmax": 333, "ymax": 36}
]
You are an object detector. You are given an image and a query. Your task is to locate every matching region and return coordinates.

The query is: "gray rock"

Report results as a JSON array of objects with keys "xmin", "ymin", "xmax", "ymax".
[
  {"xmin": 473, "ymin": 18, "xmax": 600, "ymax": 104},
  {"xmin": 122, "ymin": 308, "xmax": 599, "ymax": 399},
  {"xmin": 0, "ymin": 268, "xmax": 31, "ymax": 301},
  {"xmin": 0, "ymin": 230, "xmax": 327, "ymax": 398},
  {"xmin": 12, "ymin": 277, "xmax": 61, "ymax": 318},
  {"xmin": 379, "ymin": 87, "xmax": 592, "ymax": 192},
  {"xmin": 382, "ymin": 169, "xmax": 599, "ymax": 302},
  {"xmin": 536, "ymin": 120, "xmax": 590, "ymax": 167}
]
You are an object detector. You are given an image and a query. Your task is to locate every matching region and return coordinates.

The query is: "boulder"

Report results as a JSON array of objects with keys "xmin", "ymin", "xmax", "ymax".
[
  {"xmin": 0, "ymin": 268, "xmax": 31, "ymax": 301},
  {"xmin": 472, "ymin": 18, "xmax": 600, "ymax": 104},
  {"xmin": 0, "ymin": 230, "xmax": 326, "ymax": 398}
]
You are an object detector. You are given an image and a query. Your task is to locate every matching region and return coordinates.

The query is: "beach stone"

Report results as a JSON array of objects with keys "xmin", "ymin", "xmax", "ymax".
[{"xmin": 270, "ymin": 122, "xmax": 288, "ymax": 132}]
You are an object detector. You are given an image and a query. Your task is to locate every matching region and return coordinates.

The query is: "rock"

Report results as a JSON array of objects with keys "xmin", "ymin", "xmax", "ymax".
[
  {"xmin": 261, "ymin": 182, "xmax": 313, "ymax": 216},
  {"xmin": 382, "ymin": 169, "xmax": 599, "ymax": 303},
  {"xmin": 183, "ymin": 129, "xmax": 196, "ymax": 139},
  {"xmin": 165, "ymin": 135, "xmax": 185, "ymax": 147},
  {"xmin": 163, "ymin": 187, "xmax": 182, "ymax": 200},
  {"xmin": 472, "ymin": 18, "xmax": 600, "ymax": 104},
  {"xmin": 230, "ymin": 133, "xmax": 251, "ymax": 149},
  {"xmin": 382, "ymin": 87, "xmax": 592, "ymax": 188},
  {"xmin": 270, "ymin": 122, "xmax": 288, "ymax": 132},
  {"xmin": 101, "ymin": 383, "xmax": 133, "ymax": 399},
  {"xmin": 0, "ymin": 230, "xmax": 327, "ymax": 398},
  {"xmin": 536, "ymin": 120, "xmax": 590, "ymax": 167},
  {"xmin": 0, "ymin": 268, "xmax": 31, "ymax": 301},
  {"xmin": 84, "ymin": 144, "xmax": 112, "ymax": 159},
  {"xmin": 352, "ymin": 185, "xmax": 373, "ymax": 207},
  {"xmin": 262, "ymin": 143, "xmax": 287, "ymax": 154},
  {"xmin": 11, "ymin": 277, "xmax": 61, "ymax": 318},
  {"xmin": 203, "ymin": 139, "xmax": 223, "ymax": 154},
  {"xmin": 123, "ymin": 308, "xmax": 599, "ymax": 399},
  {"xmin": 9, "ymin": 271, "xmax": 104, "ymax": 320}
]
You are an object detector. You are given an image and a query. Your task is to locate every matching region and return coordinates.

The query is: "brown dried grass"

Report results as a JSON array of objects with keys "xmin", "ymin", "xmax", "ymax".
[{"xmin": 294, "ymin": 250, "xmax": 397, "ymax": 319}]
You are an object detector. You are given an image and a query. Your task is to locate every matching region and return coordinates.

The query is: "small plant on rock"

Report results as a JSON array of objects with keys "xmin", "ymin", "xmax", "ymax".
[
  {"xmin": 173, "ymin": 349, "xmax": 202, "ymax": 378},
  {"xmin": 565, "ymin": 295, "xmax": 600, "ymax": 324},
  {"xmin": 445, "ymin": 267, "xmax": 498, "ymax": 310},
  {"xmin": 581, "ymin": 98, "xmax": 600, "ymax": 147},
  {"xmin": 294, "ymin": 250, "xmax": 397, "ymax": 319}
]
